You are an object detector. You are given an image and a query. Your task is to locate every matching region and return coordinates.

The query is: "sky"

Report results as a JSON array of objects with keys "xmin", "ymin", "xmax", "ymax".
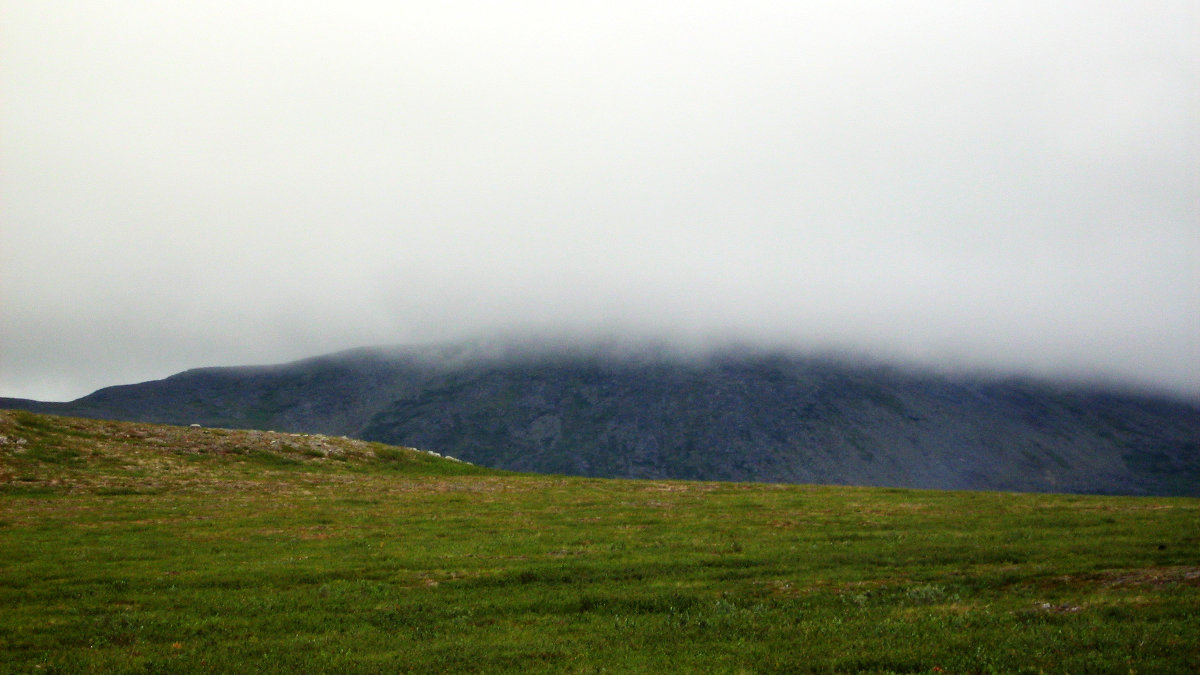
[{"xmin": 2, "ymin": 1, "xmax": 1198, "ymax": 402}]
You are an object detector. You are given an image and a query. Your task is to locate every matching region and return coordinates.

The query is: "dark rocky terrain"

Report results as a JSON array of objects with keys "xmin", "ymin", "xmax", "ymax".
[{"xmin": 4, "ymin": 341, "xmax": 1198, "ymax": 495}]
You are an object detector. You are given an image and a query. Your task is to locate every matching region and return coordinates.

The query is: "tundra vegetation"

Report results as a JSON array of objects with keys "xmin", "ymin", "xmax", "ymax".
[{"xmin": 1, "ymin": 409, "xmax": 1197, "ymax": 673}]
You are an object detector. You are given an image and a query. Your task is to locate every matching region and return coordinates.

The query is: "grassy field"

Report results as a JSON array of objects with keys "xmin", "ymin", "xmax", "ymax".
[{"xmin": 2, "ymin": 409, "xmax": 1198, "ymax": 673}]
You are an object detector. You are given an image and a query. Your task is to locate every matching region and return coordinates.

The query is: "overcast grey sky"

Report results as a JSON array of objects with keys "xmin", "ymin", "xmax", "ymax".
[{"xmin": 2, "ymin": 1, "xmax": 1198, "ymax": 401}]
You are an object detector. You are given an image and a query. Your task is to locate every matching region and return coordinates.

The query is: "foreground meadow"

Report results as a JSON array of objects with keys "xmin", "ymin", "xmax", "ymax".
[{"xmin": 2, "ymin": 410, "xmax": 1198, "ymax": 673}]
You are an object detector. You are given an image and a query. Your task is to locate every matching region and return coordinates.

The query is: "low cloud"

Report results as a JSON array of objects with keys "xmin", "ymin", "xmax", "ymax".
[{"xmin": 2, "ymin": 1, "xmax": 1197, "ymax": 401}]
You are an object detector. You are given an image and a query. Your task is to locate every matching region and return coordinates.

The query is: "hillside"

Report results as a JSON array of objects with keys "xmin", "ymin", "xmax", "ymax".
[
  {"xmin": 2, "ymin": 410, "xmax": 1198, "ymax": 673},
  {"xmin": 4, "ymin": 341, "xmax": 1198, "ymax": 496},
  {"xmin": 0, "ymin": 408, "xmax": 494, "ymax": 493}
]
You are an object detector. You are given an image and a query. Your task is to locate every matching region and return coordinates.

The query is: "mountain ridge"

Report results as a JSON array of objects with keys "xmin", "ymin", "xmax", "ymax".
[{"xmin": 4, "ymin": 341, "xmax": 1198, "ymax": 496}]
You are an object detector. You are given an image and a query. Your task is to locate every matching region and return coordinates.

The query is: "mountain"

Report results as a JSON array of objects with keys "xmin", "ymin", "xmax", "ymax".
[{"xmin": 4, "ymin": 341, "xmax": 1198, "ymax": 495}]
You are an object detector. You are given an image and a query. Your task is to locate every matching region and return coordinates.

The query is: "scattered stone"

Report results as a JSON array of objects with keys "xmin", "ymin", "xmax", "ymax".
[{"xmin": 1038, "ymin": 602, "xmax": 1082, "ymax": 613}]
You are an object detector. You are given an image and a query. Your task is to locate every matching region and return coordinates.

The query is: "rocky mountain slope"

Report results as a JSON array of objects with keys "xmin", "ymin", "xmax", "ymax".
[{"xmin": 4, "ymin": 341, "xmax": 1198, "ymax": 495}]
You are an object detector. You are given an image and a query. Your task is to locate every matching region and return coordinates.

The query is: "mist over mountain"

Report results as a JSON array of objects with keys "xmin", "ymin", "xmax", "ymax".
[{"xmin": 3, "ymin": 341, "xmax": 1197, "ymax": 496}]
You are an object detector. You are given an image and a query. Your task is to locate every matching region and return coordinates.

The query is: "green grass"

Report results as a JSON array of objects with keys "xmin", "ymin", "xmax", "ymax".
[{"xmin": 2, "ymin": 410, "xmax": 1198, "ymax": 673}]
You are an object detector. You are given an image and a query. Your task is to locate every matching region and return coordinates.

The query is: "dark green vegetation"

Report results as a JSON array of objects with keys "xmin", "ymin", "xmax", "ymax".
[
  {"xmin": 4, "ymin": 341, "xmax": 1199, "ymax": 495},
  {"xmin": 3, "ymin": 410, "xmax": 1199, "ymax": 673}
]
